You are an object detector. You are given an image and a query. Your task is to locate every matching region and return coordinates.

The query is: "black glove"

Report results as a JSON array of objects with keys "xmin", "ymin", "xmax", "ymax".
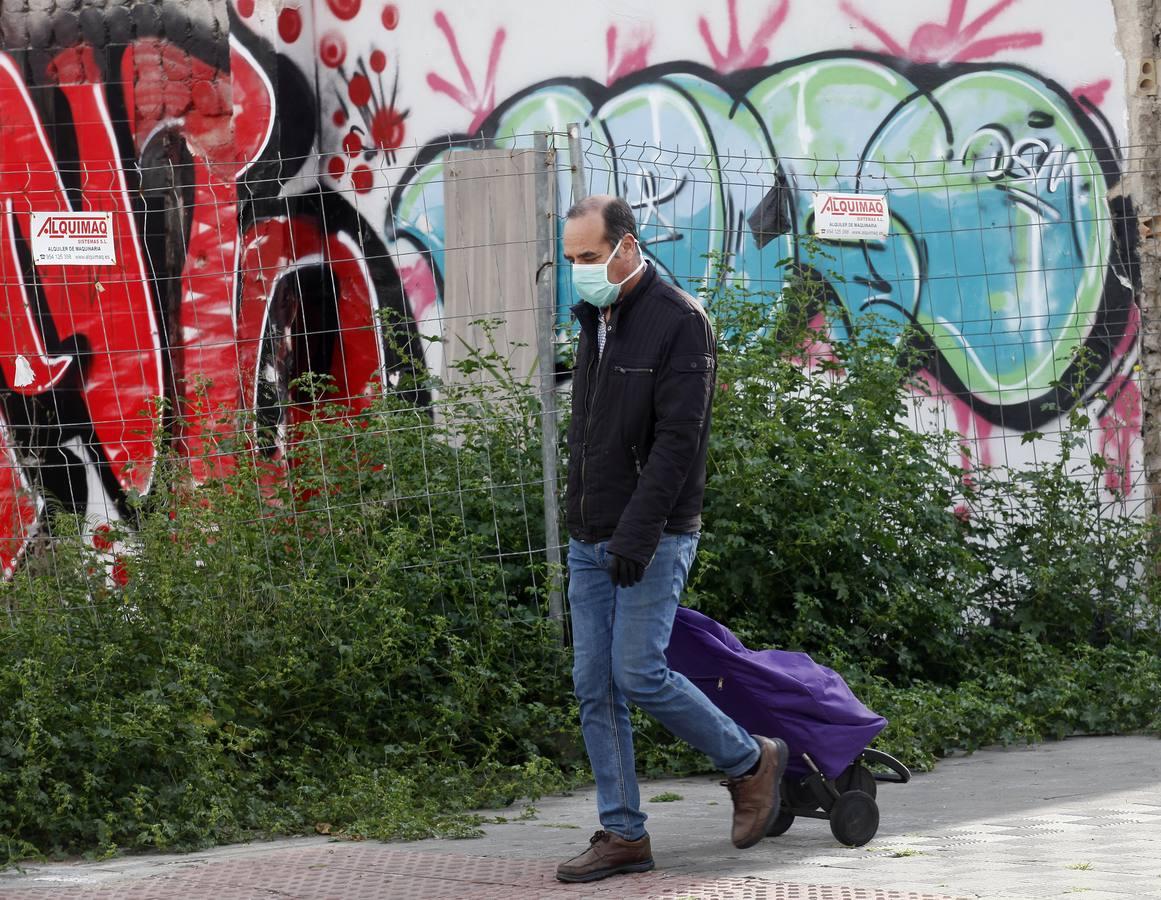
[{"xmin": 608, "ymin": 552, "xmax": 645, "ymax": 588}]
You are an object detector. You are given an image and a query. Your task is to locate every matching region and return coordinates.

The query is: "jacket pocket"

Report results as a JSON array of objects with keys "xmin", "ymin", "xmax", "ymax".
[{"xmin": 611, "ymin": 353, "xmax": 659, "ymax": 378}]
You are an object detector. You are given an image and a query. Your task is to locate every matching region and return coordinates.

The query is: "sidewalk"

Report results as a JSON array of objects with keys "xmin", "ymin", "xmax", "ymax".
[{"xmin": 2, "ymin": 735, "xmax": 1159, "ymax": 899}]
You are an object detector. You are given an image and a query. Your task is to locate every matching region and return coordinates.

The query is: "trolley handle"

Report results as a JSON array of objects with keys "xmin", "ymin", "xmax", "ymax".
[{"xmin": 861, "ymin": 748, "xmax": 912, "ymax": 784}]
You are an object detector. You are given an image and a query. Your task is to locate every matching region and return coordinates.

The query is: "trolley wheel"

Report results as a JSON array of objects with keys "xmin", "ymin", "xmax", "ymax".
[
  {"xmin": 766, "ymin": 808, "xmax": 795, "ymax": 837},
  {"xmin": 836, "ymin": 762, "xmax": 877, "ymax": 799},
  {"xmin": 829, "ymin": 790, "xmax": 879, "ymax": 847}
]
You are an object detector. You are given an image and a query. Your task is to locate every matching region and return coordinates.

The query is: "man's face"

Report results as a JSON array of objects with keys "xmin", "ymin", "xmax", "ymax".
[{"xmin": 562, "ymin": 210, "xmax": 640, "ymax": 288}]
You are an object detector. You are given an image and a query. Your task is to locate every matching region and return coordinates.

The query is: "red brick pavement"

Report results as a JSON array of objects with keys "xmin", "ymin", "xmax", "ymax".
[{"xmin": 0, "ymin": 844, "xmax": 965, "ymax": 899}]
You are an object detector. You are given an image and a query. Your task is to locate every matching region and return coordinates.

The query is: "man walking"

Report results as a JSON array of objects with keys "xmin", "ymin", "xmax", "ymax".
[{"xmin": 556, "ymin": 195, "xmax": 787, "ymax": 884}]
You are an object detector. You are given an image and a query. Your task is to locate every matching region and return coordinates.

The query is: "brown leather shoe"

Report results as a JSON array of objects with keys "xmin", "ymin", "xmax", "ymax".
[
  {"xmin": 723, "ymin": 735, "xmax": 788, "ymax": 849},
  {"xmin": 555, "ymin": 830, "xmax": 655, "ymax": 883}
]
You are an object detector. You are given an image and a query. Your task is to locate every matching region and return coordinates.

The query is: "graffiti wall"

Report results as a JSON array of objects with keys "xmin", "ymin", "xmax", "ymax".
[
  {"xmin": 0, "ymin": 0, "xmax": 1142, "ymax": 576},
  {"xmin": 0, "ymin": 0, "xmax": 425, "ymax": 576},
  {"xmin": 382, "ymin": 0, "xmax": 1138, "ymax": 499}
]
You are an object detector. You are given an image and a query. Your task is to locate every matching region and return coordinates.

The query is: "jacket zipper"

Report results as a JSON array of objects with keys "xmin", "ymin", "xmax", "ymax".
[
  {"xmin": 580, "ymin": 320, "xmax": 613, "ymax": 530},
  {"xmin": 630, "ymin": 444, "xmax": 642, "ymax": 476},
  {"xmin": 614, "ymin": 365, "xmax": 654, "ymax": 375}
]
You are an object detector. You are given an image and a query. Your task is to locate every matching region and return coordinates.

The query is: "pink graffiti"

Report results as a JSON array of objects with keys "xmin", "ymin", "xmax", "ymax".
[
  {"xmin": 426, "ymin": 11, "xmax": 506, "ymax": 133},
  {"xmin": 1073, "ymin": 78, "xmax": 1112, "ymax": 108},
  {"xmin": 399, "ymin": 259, "xmax": 439, "ymax": 322},
  {"xmin": 606, "ymin": 24, "xmax": 653, "ymax": 84},
  {"xmin": 698, "ymin": 0, "xmax": 789, "ymax": 73},
  {"xmin": 951, "ymin": 389, "xmax": 995, "ymax": 471},
  {"xmin": 911, "ymin": 368, "xmax": 994, "ymax": 475},
  {"xmin": 911, "ymin": 369, "xmax": 989, "ymax": 522},
  {"xmin": 1100, "ymin": 376, "xmax": 1141, "ymax": 497},
  {"xmin": 789, "ymin": 311, "xmax": 841, "ymax": 371},
  {"xmin": 841, "ymin": 0, "xmax": 1042, "ymax": 63}
]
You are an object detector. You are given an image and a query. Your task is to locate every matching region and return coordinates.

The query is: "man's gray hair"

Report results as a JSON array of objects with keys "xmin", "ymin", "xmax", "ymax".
[{"xmin": 565, "ymin": 195, "xmax": 639, "ymax": 248}]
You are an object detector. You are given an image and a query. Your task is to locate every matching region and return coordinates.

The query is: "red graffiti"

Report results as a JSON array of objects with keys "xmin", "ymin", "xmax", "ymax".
[
  {"xmin": 349, "ymin": 72, "xmax": 372, "ymax": 106},
  {"xmin": 327, "ymin": 0, "xmax": 362, "ymax": 21},
  {"xmin": 278, "ymin": 7, "xmax": 304, "ymax": 44},
  {"xmin": 333, "ymin": 51, "xmax": 408, "ymax": 174},
  {"xmin": 121, "ymin": 38, "xmax": 273, "ymax": 481},
  {"xmin": 0, "ymin": 48, "xmax": 164, "ymax": 493},
  {"xmin": 0, "ymin": 422, "xmax": 39, "ymax": 578},
  {"xmin": 369, "ymin": 106, "xmax": 406, "ymax": 152},
  {"xmin": 0, "ymin": 33, "xmax": 395, "ymax": 576},
  {"xmin": 237, "ymin": 216, "xmax": 386, "ymax": 455},
  {"xmin": 320, "ymin": 32, "xmax": 348, "ymax": 68}
]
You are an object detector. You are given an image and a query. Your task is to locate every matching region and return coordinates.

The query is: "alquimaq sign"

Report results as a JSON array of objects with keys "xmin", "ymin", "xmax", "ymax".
[{"xmin": 30, "ymin": 212, "xmax": 117, "ymax": 265}]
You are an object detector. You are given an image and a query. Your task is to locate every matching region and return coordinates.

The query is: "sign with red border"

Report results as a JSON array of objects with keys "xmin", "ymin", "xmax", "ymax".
[
  {"xmin": 30, "ymin": 212, "xmax": 117, "ymax": 265},
  {"xmin": 812, "ymin": 193, "xmax": 890, "ymax": 241}
]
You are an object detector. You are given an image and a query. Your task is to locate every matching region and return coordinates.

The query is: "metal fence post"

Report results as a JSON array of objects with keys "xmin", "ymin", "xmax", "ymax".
[
  {"xmin": 567, "ymin": 123, "xmax": 587, "ymax": 205},
  {"xmin": 533, "ymin": 132, "xmax": 564, "ymax": 628}
]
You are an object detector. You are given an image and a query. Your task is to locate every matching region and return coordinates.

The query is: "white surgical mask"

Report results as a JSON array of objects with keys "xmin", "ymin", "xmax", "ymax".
[{"xmin": 572, "ymin": 236, "xmax": 645, "ymax": 308}]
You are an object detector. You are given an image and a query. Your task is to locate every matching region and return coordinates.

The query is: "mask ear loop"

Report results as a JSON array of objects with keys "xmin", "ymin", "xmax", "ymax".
[
  {"xmin": 609, "ymin": 235, "xmax": 645, "ymax": 269},
  {"xmin": 610, "ymin": 237, "xmax": 646, "ymax": 288},
  {"xmin": 605, "ymin": 235, "xmax": 626, "ymax": 267},
  {"xmin": 628, "ymin": 237, "xmax": 647, "ymax": 270}
]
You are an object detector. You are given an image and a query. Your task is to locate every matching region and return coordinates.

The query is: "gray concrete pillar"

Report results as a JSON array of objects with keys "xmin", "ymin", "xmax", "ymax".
[{"xmin": 1114, "ymin": 0, "xmax": 1161, "ymax": 514}]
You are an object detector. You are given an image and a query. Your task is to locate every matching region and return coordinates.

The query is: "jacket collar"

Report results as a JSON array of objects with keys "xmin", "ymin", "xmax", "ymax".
[{"xmin": 572, "ymin": 260, "xmax": 656, "ymax": 333}]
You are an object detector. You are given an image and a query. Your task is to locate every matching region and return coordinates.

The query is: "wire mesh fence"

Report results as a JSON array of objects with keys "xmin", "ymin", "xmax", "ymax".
[
  {"xmin": 0, "ymin": 125, "xmax": 1149, "ymax": 629},
  {"xmin": 1, "ymin": 120, "xmax": 1157, "ymax": 870}
]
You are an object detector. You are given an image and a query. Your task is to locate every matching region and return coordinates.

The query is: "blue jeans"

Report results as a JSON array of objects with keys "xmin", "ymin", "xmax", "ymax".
[{"xmin": 567, "ymin": 533, "xmax": 759, "ymax": 841}]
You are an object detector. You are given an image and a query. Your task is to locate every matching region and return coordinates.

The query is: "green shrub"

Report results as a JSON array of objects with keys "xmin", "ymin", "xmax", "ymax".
[
  {"xmin": 0, "ymin": 347, "xmax": 574, "ymax": 865},
  {"xmin": 687, "ymin": 268, "xmax": 1157, "ymax": 683},
  {"xmin": 1, "ymin": 264, "xmax": 1158, "ymax": 867},
  {"xmin": 690, "ymin": 274, "xmax": 984, "ymax": 682}
]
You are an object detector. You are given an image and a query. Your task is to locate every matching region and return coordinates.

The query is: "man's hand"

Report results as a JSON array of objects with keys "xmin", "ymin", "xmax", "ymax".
[{"xmin": 608, "ymin": 552, "xmax": 645, "ymax": 588}]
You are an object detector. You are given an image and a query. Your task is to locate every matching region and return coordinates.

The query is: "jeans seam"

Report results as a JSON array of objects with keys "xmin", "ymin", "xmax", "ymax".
[{"xmin": 607, "ymin": 664, "xmax": 631, "ymax": 835}]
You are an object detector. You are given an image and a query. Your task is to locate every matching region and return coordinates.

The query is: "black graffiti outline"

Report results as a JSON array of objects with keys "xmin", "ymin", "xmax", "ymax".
[
  {"xmin": 393, "ymin": 50, "xmax": 1137, "ymax": 432},
  {"xmin": 623, "ymin": 167, "xmax": 688, "ymax": 247}
]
